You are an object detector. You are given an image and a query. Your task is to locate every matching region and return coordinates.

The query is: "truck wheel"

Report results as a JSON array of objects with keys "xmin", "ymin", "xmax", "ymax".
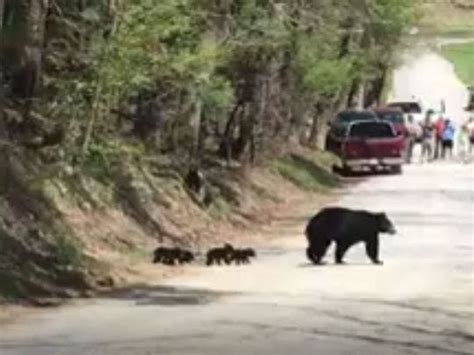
[
  {"xmin": 341, "ymin": 164, "xmax": 352, "ymax": 177},
  {"xmin": 392, "ymin": 165, "xmax": 403, "ymax": 175}
]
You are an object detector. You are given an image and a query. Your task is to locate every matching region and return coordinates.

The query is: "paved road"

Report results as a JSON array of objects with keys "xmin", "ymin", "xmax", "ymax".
[{"xmin": 1, "ymin": 163, "xmax": 473, "ymax": 355}]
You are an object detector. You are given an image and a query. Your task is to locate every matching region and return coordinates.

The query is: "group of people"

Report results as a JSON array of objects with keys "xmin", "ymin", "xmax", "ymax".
[{"xmin": 405, "ymin": 112, "xmax": 474, "ymax": 164}]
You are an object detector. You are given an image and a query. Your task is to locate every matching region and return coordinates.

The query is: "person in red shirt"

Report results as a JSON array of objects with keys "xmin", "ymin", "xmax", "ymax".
[{"xmin": 433, "ymin": 115, "xmax": 445, "ymax": 159}]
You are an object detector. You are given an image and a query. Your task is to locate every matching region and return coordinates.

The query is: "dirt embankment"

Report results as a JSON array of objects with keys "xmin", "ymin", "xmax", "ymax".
[{"xmin": 0, "ymin": 145, "xmax": 339, "ymax": 303}]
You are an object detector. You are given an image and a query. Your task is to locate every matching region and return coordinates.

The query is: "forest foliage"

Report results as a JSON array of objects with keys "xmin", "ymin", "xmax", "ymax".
[
  {"xmin": 0, "ymin": 0, "xmax": 416, "ymax": 297},
  {"xmin": 1, "ymin": 0, "xmax": 416, "ymax": 168}
]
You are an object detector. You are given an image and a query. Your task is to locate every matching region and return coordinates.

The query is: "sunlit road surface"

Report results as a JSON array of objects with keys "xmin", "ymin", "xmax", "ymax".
[
  {"xmin": 1, "ymin": 42, "xmax": 474, "ymax": 355},
  {"xmin": 1, "ymin": 162, "xmax": 473, "ymax": 355}
]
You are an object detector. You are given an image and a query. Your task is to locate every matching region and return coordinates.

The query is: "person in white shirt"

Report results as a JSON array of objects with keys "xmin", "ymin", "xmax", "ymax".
[{"xmin": 405, "ymin": 115, "xmax": 422, "ymax": 163}]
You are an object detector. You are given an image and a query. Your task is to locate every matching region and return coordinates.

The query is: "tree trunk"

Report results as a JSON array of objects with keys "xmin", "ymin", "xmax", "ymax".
[
  {"xmin": 364, "ymin": 67, "xmax": 387, "ymax": 107},
  {"xmin": 191, "ymin": 97, "xmax": 203, "ymax": 162},
  {"xmin": 355, "ymin": 81, "xmax": 366, "ymax": 109},
  {"xmin": 0, "ymin": 0, "xmax": 5, "ymax": 31},
  {"xmin": 232, "ymin": 104, "xmax": 252, "ymax": 161},
  {"xmin": 28, "ymin": 0, "xmax": 49, "ymax": 47},
  {"xmin": 308, "ymin": 101, "xmax": 323, "ymax": 146},
  {"xmin": 5, "ymin": 0, "xmax": 49, "ymax": 100},
  {"xmin": 219, "ymin": 102, "xmax": 241, "ymax": 162},
  {"xmin": 0, "ymin": 0, "xmax": 5, "ymax": 142}
]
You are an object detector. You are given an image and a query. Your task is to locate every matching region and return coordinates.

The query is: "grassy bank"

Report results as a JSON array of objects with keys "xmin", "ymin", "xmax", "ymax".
[
  {"xmin": 417, "ymin": 1, "xmax": 474, "ymax": 35},
  {"xmin": 0, "ymin": 148, "xmax": 339, "ymax": 302},
  {"xmin": 441, "ymin": 42, "xmax": 474, "ymax": 86},
  {"xmin": 273, "ymin": 152, "xmax": 340, "ymax": 192}
]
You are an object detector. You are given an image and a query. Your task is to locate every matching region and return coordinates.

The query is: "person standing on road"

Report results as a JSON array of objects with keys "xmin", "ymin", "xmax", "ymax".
[
  {"xmin": 457, "ymin": 125, "xmax": 470, "ymax": 164},
  {"xmin": 467, "ymin": 117, "xmax": 474, "ymax": 154},
  {"xmin": 420, "ymin": 113, "xmax": 435, "ymax": 163},
  {"xmin": 441, "ymin": 119, "xmax": 455, "ymax": 159},
  {"xmin": 433, "ymin": 115, "xmax": 445, "ymax": 159},
  {"xmin": 405, "ymin": 114, "xmax": 421, "ymax": 163}
]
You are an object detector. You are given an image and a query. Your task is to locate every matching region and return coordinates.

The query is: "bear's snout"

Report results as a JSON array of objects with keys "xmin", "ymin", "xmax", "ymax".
[{"xmin": 387, "ymin": 226, "xmax": 397, "ymax": 235}]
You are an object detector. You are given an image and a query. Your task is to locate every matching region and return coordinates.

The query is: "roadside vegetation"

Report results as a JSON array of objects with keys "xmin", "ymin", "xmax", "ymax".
[
  {"xmin": 417, "ymin": 0, "xmax": 474, "ymax": 35},
  {"xmin": 441, "ymin": 42, "xmax": 474, "ymax": 86},
  {"xmin": 0, "ymin": 0, "xmax": 416, "ymax": 300},
  {"xmin": 273, "ymin": 152, "xmax": 340, "ymax": 192}
]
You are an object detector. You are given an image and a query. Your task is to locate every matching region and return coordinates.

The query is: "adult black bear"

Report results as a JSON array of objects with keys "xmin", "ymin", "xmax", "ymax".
[{"xmin": 305, "ymin": 207, "xmax": 396, "ymax": 265}]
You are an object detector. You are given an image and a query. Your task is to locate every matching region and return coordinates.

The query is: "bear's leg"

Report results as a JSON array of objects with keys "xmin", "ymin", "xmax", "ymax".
[
  {"xmin": 365, "ymin": 236, "xmax": 383, "ymax": 265},
  {"xmin": 306, "ymin": 247, "xmax": 318, "ymax": 263},
  {"xmin": 335, "ymin": 241, "xmax": 350, "ymax": 264},
  {"xmin": 307, "ymin": 239, "xmax": 330, "ymax": 265},
  {"xmin": 206, "ymin": 255, "xmax": 213, "ymax": 266}
]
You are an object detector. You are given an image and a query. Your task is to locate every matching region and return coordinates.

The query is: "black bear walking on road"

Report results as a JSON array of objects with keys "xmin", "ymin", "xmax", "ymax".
[
  {"xmin": 232, "ymin": 248, "xmax": 257, "ymax": 265},
  {"xmin": 153, "ymin": 247, "xmax": 194, "ymax": 265},
  {"xmin": 206, "ymin": 244, "xmax": 235, "ymax": 266},
  {"xmin": 305, "ymin": 207, "xmax": 396, "ymax": 265}
]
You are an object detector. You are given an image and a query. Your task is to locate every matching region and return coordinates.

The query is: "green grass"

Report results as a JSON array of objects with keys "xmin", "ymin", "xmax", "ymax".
[
  {"xmin": 273, "ymin": 152, "xmax": 340, "ymax": 192},
  {"xmin": 441, "ymin": 42, "xmax": 474, "ymax": 85},
  {"xmin": 417, "ymin": 1, "xmax": 474, "ymax": 35}
]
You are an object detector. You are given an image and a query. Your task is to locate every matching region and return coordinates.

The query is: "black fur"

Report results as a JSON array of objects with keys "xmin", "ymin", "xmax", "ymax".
[
  {"xmin": 153, "ymin": 247, "xmax": 194, "ymax": 266},
  {"xmin": 231, "ymin": 248, "xmax": 257, "ymax": 265},
  {"xmin": 206, "ymin": 243, "xmax": 234, "ymax": 266},
  {"xmin": 305, "ymin": 207, "xmax": 396, "ymax": 265}
]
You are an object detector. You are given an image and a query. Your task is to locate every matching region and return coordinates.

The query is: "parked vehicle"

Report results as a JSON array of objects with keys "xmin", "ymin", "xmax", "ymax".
[
  {"xmin": 386, "ymin": 100, "xmax": 425, "ymax": 123},
  {"xmin": 326, "ymin": 120, "xmax": 404, "ymax": 174},
  {"xmin": 330, "ymin": 110, "xmax": 378, "ymax": 129},
  {"xmin": 325, "ymin": 110, "xmax": 378, "ymax": 150},
  {"xmin": 374, "ymin": 107, "xmax": 406, "ymax": 136}
]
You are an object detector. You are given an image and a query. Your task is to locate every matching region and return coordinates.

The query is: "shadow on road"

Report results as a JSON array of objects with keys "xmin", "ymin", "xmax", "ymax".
[
  {"xmin": 332, "ymin": 165, "xmax": 399, "ymax": 179},
  {"xmin": 297, "ymin": 262, "xmax": 380, "ymax": 268},
  {"xmin": 100, "ymin": 285, "xmax": 240, "ymax": 307}
]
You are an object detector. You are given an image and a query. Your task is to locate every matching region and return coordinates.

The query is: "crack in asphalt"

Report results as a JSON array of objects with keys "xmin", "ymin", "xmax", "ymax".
[
  {"xmin": 218, "ymin": 320, "xmax": 473, "ymax": 355},
  {"xmin": 226, "ymin": 302, "xmax": 474, "ymax": 343},
  {"xmin": 0, "ymin": 332, "xmax": 215, "ymax": 350},
  {"xmin": 332, "ymin": 298, "xmax": 474, "ymax": 320}
]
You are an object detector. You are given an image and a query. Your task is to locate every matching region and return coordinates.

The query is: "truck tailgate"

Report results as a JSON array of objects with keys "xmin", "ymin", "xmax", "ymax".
[{"xmin": 343, "ymin": 136, "xmax": 403, "ymax": 159}]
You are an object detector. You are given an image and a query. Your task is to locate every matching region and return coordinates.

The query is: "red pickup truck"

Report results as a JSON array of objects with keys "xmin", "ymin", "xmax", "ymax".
[
  {"xmin": 326, "ymin": 120, "xmax": 404, "ymax": 174},
  {"xmin": 374, "ymin": 107, "xmax": 407, "ymax": 136}
]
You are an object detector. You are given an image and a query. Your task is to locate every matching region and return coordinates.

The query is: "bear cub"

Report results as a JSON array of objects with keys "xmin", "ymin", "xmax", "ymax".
[{"xmin": 153, "ymin": 247, "xmax": 194, "ymax": 266}]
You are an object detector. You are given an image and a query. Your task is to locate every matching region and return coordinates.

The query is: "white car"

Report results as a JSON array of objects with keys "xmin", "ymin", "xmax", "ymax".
[
  {"xmin": 387, "ymin": 99, "xmax": 444, "ymax": 123},
  {"xmin": 386, "ymin": 100, "xmax": 426, "ymax": 123}
]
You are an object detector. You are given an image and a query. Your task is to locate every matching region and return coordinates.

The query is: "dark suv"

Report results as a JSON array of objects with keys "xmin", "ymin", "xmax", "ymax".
[
  {"xmin": 326, "ymin": 110, "xmax": 377, "ymax": 151},
  {"xmin": 331, "ymin": 110, "xmax": 377, "ymax": 128},
  {"xmin": 374, "ymin": 107, "xmax": 406, "ymax": 136}
]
